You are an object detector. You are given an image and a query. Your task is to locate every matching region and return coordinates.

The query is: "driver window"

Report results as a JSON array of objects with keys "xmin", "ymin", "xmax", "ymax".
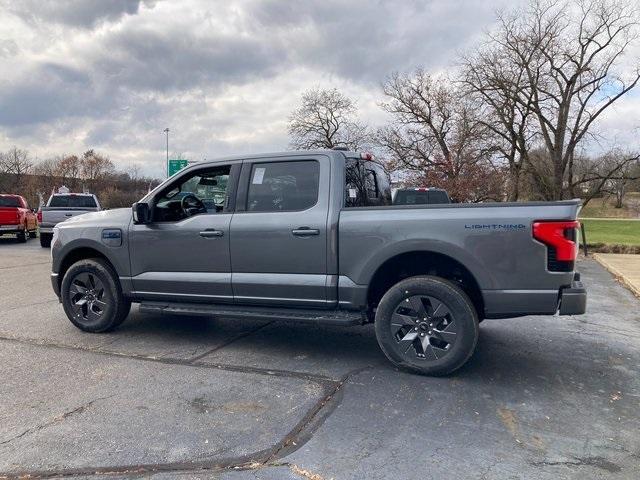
[{"xmin": 154, "ymin": 165, "xmax": 231, "ymax": 222}]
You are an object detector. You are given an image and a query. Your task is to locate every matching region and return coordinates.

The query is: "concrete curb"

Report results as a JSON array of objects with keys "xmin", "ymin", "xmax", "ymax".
[{"xmin": 593, "ymin": 253, "xmax": 640, "ymax": 298}]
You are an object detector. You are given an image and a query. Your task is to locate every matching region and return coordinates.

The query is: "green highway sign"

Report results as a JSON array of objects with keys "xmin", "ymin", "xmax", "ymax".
[{"xmin": 168, "ymin": 159, "xmax": 189, "ymax": 177}]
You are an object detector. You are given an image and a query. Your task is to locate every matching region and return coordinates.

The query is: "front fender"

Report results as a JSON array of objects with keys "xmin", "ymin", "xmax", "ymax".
[{"xmin": 52, "ymin": 228, "xmax": 130, "ymax": 277}]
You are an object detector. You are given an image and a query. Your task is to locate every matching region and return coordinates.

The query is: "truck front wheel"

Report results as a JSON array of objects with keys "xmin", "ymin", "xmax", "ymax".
[
  {"xmin": 374, "ymin": 276, "xmax": 479, "ymax": 376},
  {"xmin": 40, "ymin": 233, "xmax": 52, "ymax": 247},
  {"xmin": 61, "ymin": 258, "xmax": 131, "ymax": 333}
]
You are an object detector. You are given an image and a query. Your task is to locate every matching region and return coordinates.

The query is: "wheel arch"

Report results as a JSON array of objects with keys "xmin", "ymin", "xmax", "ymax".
[
  {"xmin": 56, "ymin": 246, "xmax": 117, "ymax": 293},
  {"xmin": 366, "ymin": 250, "xmax": 485, "ymax": 319}
]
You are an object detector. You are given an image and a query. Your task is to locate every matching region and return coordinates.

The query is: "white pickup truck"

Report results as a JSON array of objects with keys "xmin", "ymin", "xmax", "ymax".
[{"xmin": 39, "ymin": 193, "xmax": 101, "ymax": 247}]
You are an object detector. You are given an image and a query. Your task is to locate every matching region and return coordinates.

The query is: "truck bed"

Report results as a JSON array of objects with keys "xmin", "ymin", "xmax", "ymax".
[{"xmin": 338, "ymin": 199, "xmax": 581, "ymax": 317}]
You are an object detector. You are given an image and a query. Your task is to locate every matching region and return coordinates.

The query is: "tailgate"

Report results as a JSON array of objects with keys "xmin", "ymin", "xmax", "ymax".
[
  {"xmin": 0, "ymin": 207, "xmax": 19, "ymax": 225},
  {"xmin": 41, "ymin": 208, "xmax": 96, "ymax": 225}
]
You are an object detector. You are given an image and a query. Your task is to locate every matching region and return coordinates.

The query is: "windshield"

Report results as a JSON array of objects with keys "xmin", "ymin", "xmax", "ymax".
[
  {"xmin": 0, "ymin": 197, "xmax": 21, "ymax": 207},
  {"xmin": 49, "ymin": 195, "xmax": 97, "ymax": 208}
]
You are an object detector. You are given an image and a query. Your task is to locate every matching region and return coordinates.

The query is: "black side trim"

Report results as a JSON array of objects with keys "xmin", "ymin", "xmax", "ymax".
[
  {"xmin": 235, "ymin": 162, "xmax": 251, "ymax": 212},
  {"xmin": 223, "ymin": 163, "xmax": 242, "ymax": 213},
  {"xmin": 139, "ymin": 302, "xmax": 365, "ymax": 325}
]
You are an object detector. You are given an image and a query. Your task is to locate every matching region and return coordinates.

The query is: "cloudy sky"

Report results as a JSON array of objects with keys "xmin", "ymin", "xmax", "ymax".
[{"xmin": 1, "ymin": 0, "xmax": 638, "ymax": 178}]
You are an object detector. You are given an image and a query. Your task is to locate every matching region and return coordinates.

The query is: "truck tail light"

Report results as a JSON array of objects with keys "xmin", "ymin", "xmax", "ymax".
[
  {"xmin": 532, "ymin": 220, "xmax": 580, "ymax": 272},
  {"xmin": 37, "ymin": 209, "xmax": 42, "ymax": 223}
]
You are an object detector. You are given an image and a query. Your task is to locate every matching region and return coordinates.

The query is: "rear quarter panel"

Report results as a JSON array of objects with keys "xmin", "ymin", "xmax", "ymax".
[{"xmin": 338, "ymin": 201, "xmax": 580, "ymax": 293}]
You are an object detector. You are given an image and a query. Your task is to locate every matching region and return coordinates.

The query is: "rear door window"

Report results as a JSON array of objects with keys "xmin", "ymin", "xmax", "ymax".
[
  {"xmin": 344, "ymin": 159, "xmax": 391, "ymax": 207},
  {"xmin": 247, "ymin": 160, "xmax": 319, "ymax": 212}
]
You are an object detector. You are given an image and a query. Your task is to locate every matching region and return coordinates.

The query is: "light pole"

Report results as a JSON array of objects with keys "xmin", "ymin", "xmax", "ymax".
[{"xmin": 163, "ymin": 127, "xmax": 169, "ymax": 178}]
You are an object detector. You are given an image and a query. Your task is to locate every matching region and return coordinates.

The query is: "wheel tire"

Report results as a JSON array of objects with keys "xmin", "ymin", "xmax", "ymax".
[
  {"xmin": 374, "ymin": 275, "xmax": 479, "ymax": 376},
  {"xmin": 16, "ymin": 225, "xmax": 27, "ymax": 243},
  {"xmin": 61, "ymin": 258, "xmax": 131, "ymax": 333},
  {"xmin": 40, "ymin": 233, "xmax": 52, "ymax": 248}
]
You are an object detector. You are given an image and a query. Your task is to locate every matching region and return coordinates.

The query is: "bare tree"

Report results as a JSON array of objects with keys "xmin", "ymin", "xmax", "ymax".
[
  {"xmin": 1, "ymin": 147, "xmax": 33, "ymax": 190},
  {"xmin": 575, "ymin": 150, "xmax": 640, "ymax": 206},
  {"xmin": 55, "ymin": 154, "xmax": 81, "ymax": 190},
  {"xmin": 610, "ymin": 161, "xmax": 638, "ymax": 208},
  {"xmin": 467, "ymin": 0, "xmax": 640, "ymax": 200},
  {"xmin": 80, "ymin": 150, "xmax": 115, "ymax": 191},
  {"xmin": 126, "ymin": 164, "xmax": 142, "ymax": 182},
  {"xmin": 462, "ymin": 43, "xmax": 537, "ymax": 200},
  {"xmin": 378, "ymin": 70, "xmax": 504, "ymax": 202},
  {"xmin": 288, "ymin": 88, "xmax": 370, "ymax": 150}
]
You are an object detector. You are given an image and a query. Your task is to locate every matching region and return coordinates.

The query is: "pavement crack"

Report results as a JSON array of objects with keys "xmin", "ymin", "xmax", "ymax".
[
  {"xmin": 188, "ymin": 321, "xmax": 274, "ymax": 363},
  {"xmin": 264, "ymin": 366, "xmax": 370, "ymax": 463},
  {"xmin": 289, "ymin": 463, "xmax": 327, "ymax": 480},
  {"xmin": 0, "ymin": 395, "xmax": 114, "ymax": 447},
  {"xmin": 0, "ymin": 299, "xmax": 58, "ymax": 313},
  {"xmin": 0, "ymin": 261, "xmax": 50, "ymax": 270},
  {"xmin": 530, "ymin": 456, "xmax": 622, "ymax": 473},
  {"xmin": 479, "ymin": 458, "xmax": 500, "ymax": 480},
  {"xmin": 0, "ymin": 335, "xmax": 335, "ymax": 384}
]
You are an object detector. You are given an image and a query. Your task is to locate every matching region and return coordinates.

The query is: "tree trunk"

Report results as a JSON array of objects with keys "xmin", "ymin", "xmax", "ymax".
[
  {"xmin": 507, "ymin": 164, "xmax": 520, "ymax": 201},
  {"xmin": 567, "ymin": 153, "xmax": 576, "ymax": 198},
  {"xmin": 552, "ymin": 152, "xmax": 564, "ymax": 200},
  {"xmin": 615, "ymin": 183, "xmax": 625, "ymax": 208}
]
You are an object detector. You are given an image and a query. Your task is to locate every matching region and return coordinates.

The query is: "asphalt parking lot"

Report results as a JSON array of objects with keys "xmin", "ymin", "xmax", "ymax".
[{"xmin": 0, "ymin": 238, "xmax": 639, "ymax": 479}]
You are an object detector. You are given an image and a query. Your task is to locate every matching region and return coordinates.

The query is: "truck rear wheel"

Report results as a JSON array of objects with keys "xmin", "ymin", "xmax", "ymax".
[
  {"xmin": 61, "ymin": 258, "xmax": 131, "ymax": 333},
  {"xmin": 40, "ymin": 233, "xmax": 52, "ymax": 247},
  {"xmin": 374, "ymin": 275, "xmax": 479, "ymax": 376},
  {"xmin": 16, "ymin": 225, "xmax": 28, "ymax": 243}
]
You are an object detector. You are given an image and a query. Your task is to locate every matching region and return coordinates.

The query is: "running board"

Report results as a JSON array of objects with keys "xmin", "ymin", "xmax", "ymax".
[{"xmin": 138, "ymin": 301, "xmax": 365, "ymax": 326}]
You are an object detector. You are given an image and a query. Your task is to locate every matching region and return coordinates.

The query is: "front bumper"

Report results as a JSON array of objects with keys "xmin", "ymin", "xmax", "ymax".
[
  {"xmin": 51, "ymin": 273, "xmax": 60, "ymax": 300},
  {"xmin": 558, "ymin": 274, "xmax": 586, "ymax": 315}
]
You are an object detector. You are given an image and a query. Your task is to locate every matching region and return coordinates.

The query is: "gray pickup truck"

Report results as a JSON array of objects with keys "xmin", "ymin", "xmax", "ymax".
[
  {"xmin": 39, "ymin": 193, "xmax": 101, "ymax": 247},
  {"xmin": 50, "ymin": 150, "xmax": 586, "ymax": 375}
]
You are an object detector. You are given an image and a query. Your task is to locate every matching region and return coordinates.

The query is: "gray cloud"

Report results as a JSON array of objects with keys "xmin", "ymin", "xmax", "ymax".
[
  {"xmin": 92, "ymin": 27, "xmax": 286, "ymax": 92},
  {"xmin": 0, "ymin": 63, "xmax": 99, "ymax": 126},
  {"xmin": 247, "ymin": 0, "xmax": 509, "ymax": 82},
  {"xmin": 0, "ymin": 0, "xmax": 637, "ymax": 178},
  {"xmin": 2, "ymin": 0, "xmax": 154, "ymax": 28}
]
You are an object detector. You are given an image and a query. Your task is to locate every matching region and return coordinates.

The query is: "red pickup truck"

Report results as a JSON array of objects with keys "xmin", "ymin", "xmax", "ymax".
[{"xmin": 0, "ymin": 194, "xmax": 38, "ymax": 243}]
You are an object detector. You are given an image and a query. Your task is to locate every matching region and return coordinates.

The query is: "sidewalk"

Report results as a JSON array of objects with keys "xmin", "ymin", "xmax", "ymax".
[{"xmin": 593, "ymin": 253, "xmax": 640, "ymax": 297}]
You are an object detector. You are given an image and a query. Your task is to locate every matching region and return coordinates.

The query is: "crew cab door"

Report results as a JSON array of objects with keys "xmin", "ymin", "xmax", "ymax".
[
  {"xmin": 129, "ymin": 162, "xmax": 239, "ymax": 302},
  {"xmin": 230, "ymin": 155, "xmax": 333, "ymax": 307}
]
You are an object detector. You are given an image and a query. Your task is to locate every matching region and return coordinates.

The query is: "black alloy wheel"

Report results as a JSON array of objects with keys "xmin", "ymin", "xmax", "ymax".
[
  {"xmin": 68, "ymin": 272, "xmax": 108, "ymax": 324},
  {"xmin": 389, "ymin": 294, "xmax": 459, "ymax": 361},
  {"xmin": 375, "ymin": 276, "xmax": 479, "ymax": 376},
  {"xmin": 61, "ymin": 258, "xmax": 131, "ymax": 332}
]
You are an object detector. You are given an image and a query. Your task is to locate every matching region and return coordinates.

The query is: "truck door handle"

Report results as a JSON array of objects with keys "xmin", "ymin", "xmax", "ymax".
[
  {"xmin": 292, "ymin": 228, "xmax": 319, "ymax": 237},
  {"xmin": 199, "ymin": 229, "xmax": 224, "ymax": 238},
  {"xmin": 65, "ymin": 213, "xmax": 72, "ymax": 216}
]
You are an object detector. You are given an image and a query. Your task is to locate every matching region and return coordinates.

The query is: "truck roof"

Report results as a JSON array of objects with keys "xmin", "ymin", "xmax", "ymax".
[
  {"xmin": 189, "ymin": 149, "xmax": 361, "ymax": 168},
  {"xmin": 50, "ymin": 193, "xmax": 96, "ymax": 197}
]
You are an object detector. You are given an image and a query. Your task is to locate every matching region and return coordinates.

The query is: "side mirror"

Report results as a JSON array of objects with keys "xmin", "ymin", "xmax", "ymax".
[{"xmin": 132, "ymin": 202, "xmax": 151, "ymax": 224}]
